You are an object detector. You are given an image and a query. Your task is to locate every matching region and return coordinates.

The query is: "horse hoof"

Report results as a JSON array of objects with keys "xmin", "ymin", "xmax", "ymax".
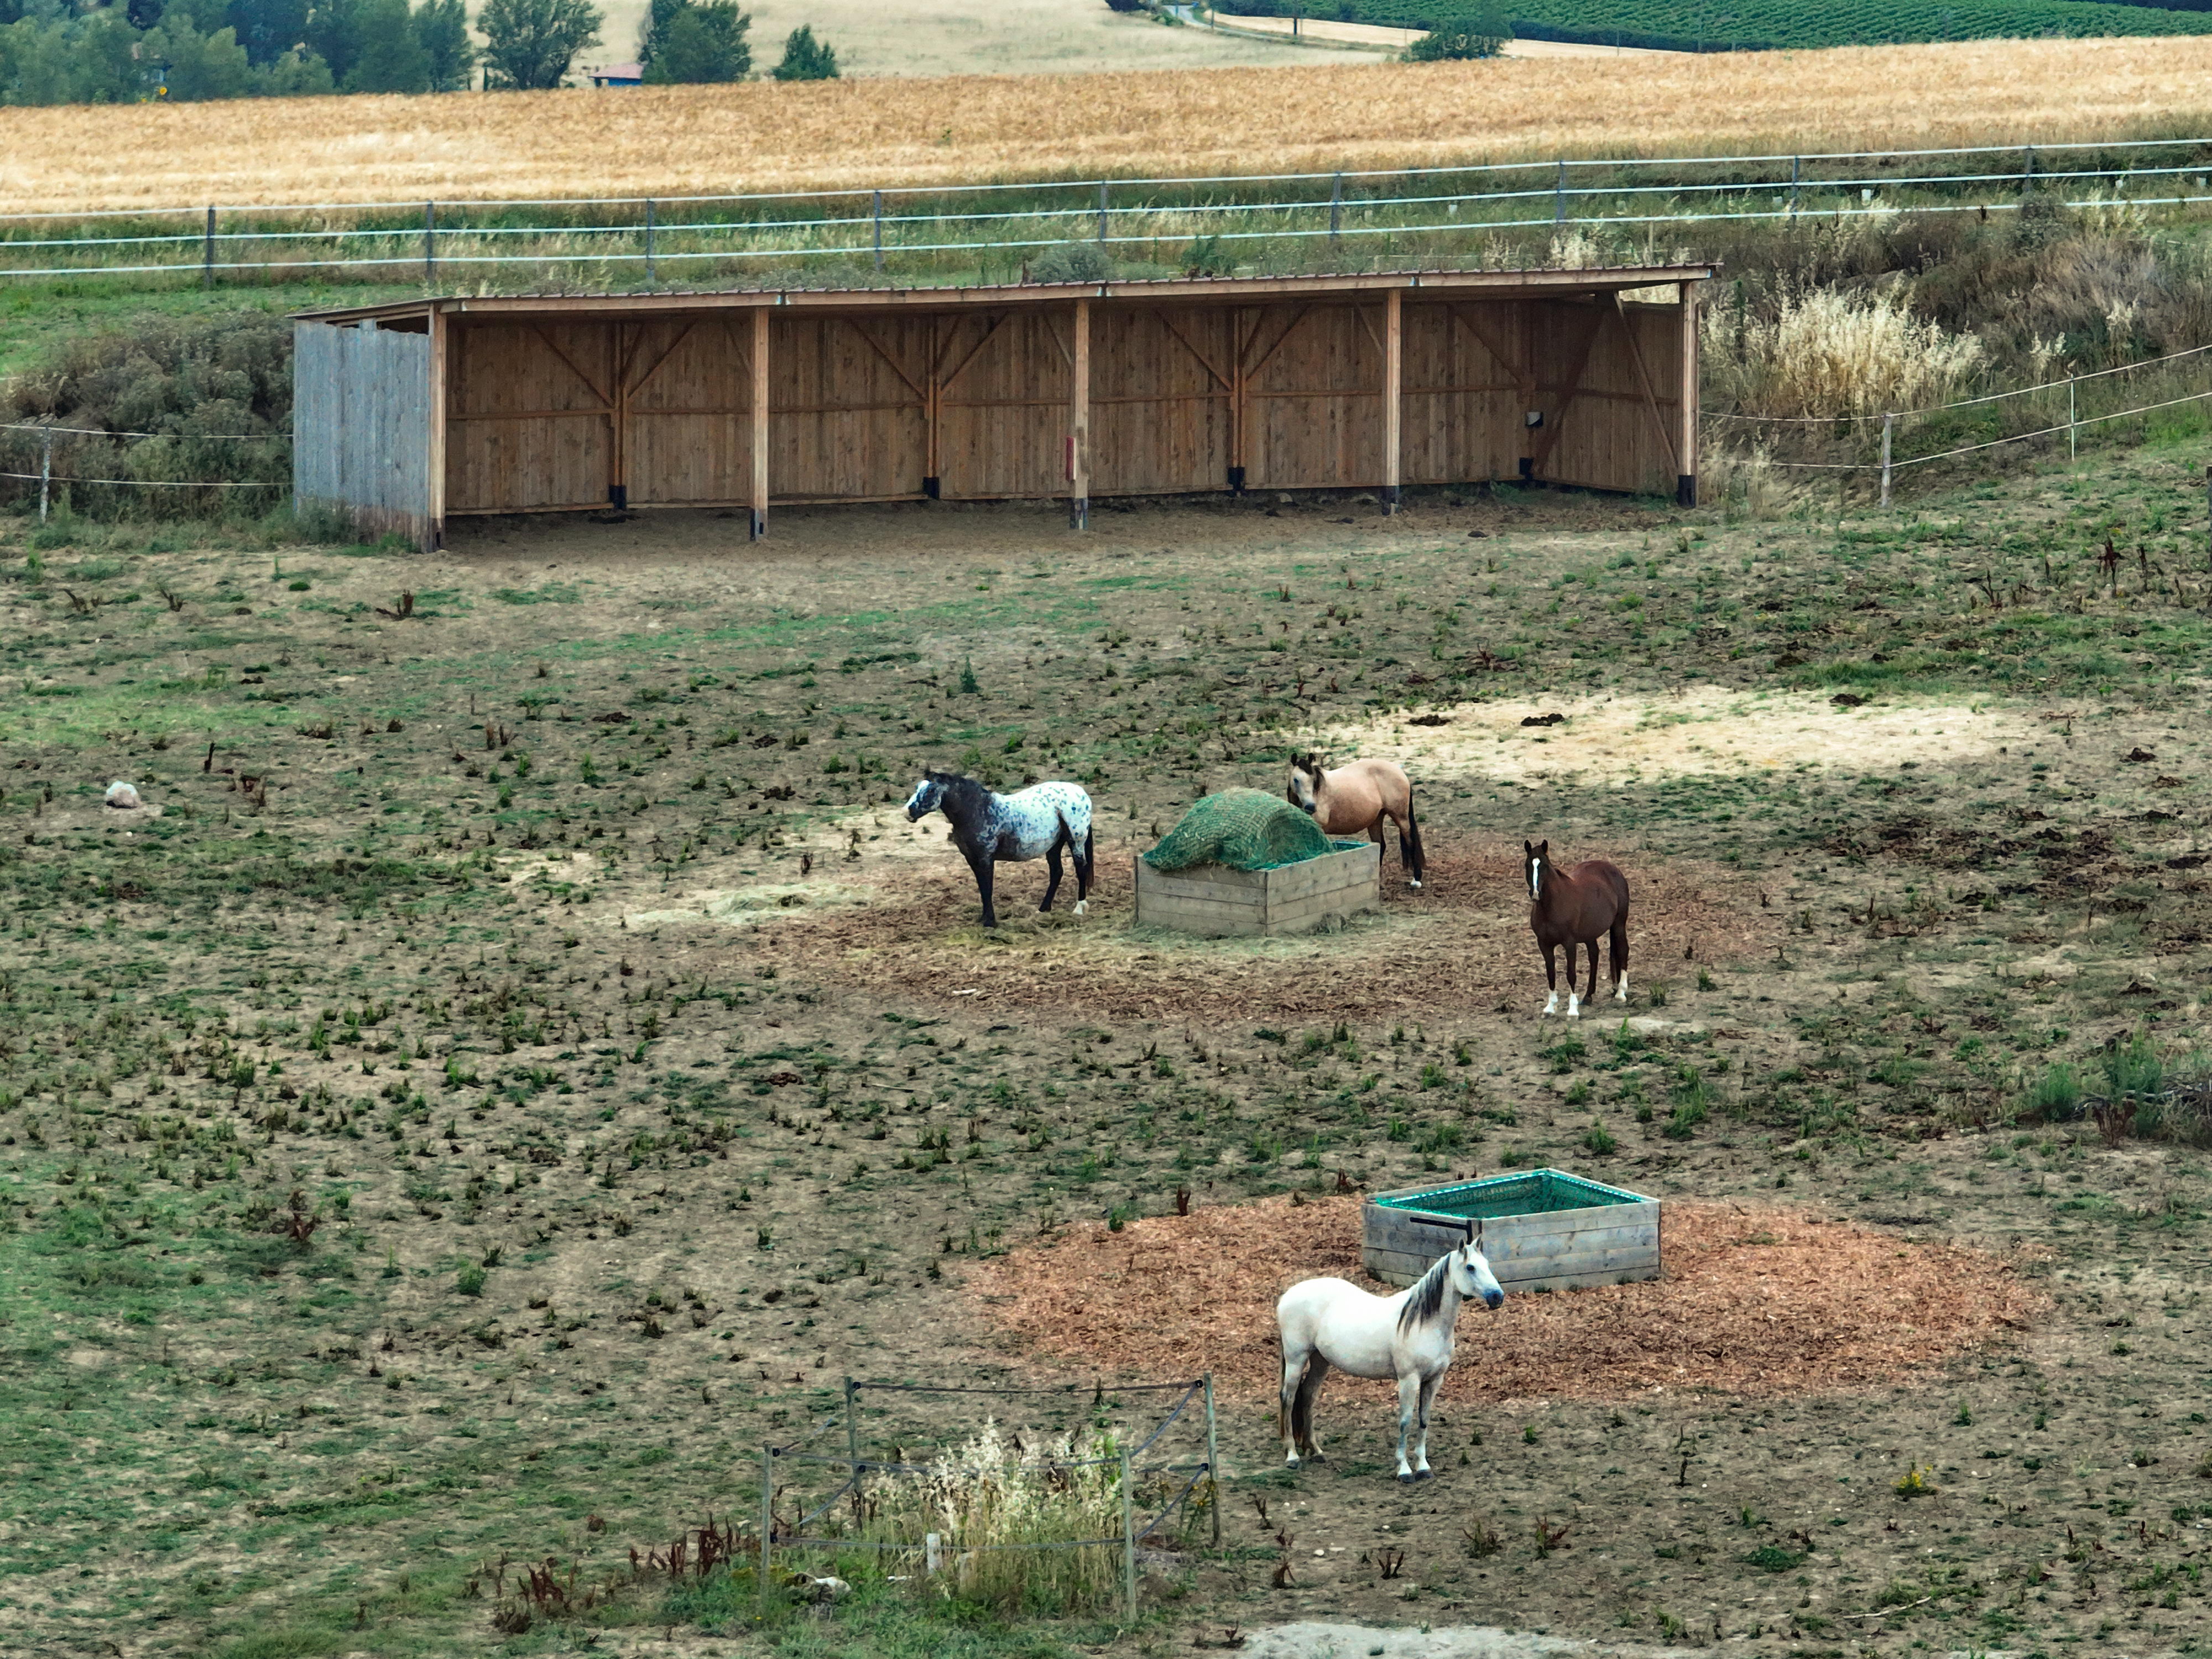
[
  {"xmin": 1408, "ymin": 879, "xmax": 1423, "ymax": 891},
  {"xmin": 1396, "ymin": 1472, "xmax": 1417, "ymax": 1484},
  {"xmin": 1413, "ymin": 1468, "xmax": 1434, "ymax": 1481}
]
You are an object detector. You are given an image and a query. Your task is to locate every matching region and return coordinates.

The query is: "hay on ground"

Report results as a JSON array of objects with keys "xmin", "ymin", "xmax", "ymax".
[
  {"xmin": 968, "ymin": 1199, "xmax": 2042, "ymax": 1404},
  {"xmin": 774, "ymin": 843, "xmax": 1773, "ymax": 1024}
]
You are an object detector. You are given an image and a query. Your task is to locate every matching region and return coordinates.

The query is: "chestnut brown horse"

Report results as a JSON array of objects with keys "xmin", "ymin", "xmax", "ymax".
[
  {"xmin": 1524, "ymin": 839, "xmax": 1630, "ymax": 1018},
  {"xmin": 1288, "ymin": 754, "xmax": 1425, "ymax": 888}
]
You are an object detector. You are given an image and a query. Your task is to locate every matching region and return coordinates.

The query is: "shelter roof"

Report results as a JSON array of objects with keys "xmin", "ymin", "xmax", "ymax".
[{"xmin": 291, "ymin": 264, "xmax": 1718, "ymax": 326}]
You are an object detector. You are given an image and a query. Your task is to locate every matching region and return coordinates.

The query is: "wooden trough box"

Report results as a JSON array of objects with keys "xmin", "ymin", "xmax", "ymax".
[
  {"xmin": 1132, "ymin": 842, "xmax": 1382, "ymax": 938},
  {"xmin": 1363, "ymin": 1168, "xmax": 1661, "ymax": 1293}
]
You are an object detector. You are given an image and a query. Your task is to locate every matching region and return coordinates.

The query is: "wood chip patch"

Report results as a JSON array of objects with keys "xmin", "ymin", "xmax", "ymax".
[{"xmin": 968, "ymin": 1199, "xmax": 2043, "ymax": 1404}]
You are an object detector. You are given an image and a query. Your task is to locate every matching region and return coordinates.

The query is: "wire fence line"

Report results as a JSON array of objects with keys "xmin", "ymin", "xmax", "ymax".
[{"xmin": 5, "ymin": 136, "xmax": 2211, "ymax": 286}]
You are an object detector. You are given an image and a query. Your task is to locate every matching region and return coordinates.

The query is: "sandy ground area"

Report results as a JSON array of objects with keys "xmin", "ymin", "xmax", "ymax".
[{"xmin": 1293, "ymin": 685, "xmax": 2038, "ymax": 788}]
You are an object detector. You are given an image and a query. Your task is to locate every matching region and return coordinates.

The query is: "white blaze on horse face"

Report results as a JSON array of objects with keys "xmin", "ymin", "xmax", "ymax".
[
  {"xmin": 1528, "ymin": 858, "xmax": 1542, "ymax": 901},
  {"xmin": 902, "ymin": 780, "xmax": 934, "ymax": 821}
]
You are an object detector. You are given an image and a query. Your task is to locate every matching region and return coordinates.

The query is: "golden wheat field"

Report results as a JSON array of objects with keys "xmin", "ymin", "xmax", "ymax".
[{"xmin": 4, "ymin": 36, "xmax": 2211, "ymax": 211}]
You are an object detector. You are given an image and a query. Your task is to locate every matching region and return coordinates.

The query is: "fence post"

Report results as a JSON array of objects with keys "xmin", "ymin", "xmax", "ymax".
[
  {"xmin": 1119, "ymin": 1448, "xmax": 1138, "ymax": 1624},
  {"xmin": 1097, "ymin": 181, "xmax": 1109, "ymax": 244},
  {"xmin": 424, "ymin": 200, "xmax": 436, "ymax": 286},
  {"xmin": 644, "ymin": 197, "xmax": 656, "ymax": 286},
  {"xmin": 758, "ymin": 1446, "xmax": 775, "ymax": 1616},
  {"xmin": 1879, "ymin": 413, "xmax": 1893, "ymax": 509},
  {"xmin": 843, "ymin": 1375, "xmax": 860, "ymax": 1500},
  {"xmin": 2069, "ymin": 376, "xmax": 2077, "ymax": 463},
  {"xmin": 204, "ymin": 206, "xmax": 216, "ymax": 289},
  {"xmin": 1203, "ymin": 1373, "xmax": 1220, "ymax": 1547},
  {"xmin": 1329, "ymin": 172, "xmax": 1343, "ymax": 246},
  {"xmin": 1788, "ymin": 156, "xmax": 1799, "ymax": 214},
  {"xmin": 1553, "ymin": 159, "xmax": 1567, "ymax": 225},
  {"xmin": 2204, "ymin": 464, "xmax": 2211, "ymax": 572},
  {"xmin": 38, "ymin": 423, "xmax": 54, "ymax": 524},
  {"xmin": 872, "ymin": 189, "xmax": 884, "ymax": 270},
  {"xmin": 2023, "ymin": 145, "xmax": 2036, "ymax": 193}
]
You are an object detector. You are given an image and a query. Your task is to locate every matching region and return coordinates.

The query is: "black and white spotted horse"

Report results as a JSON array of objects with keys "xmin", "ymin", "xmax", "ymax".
[{"xmin": 903, "ymin": 773, "xmax": 1094, "ymax": 929}]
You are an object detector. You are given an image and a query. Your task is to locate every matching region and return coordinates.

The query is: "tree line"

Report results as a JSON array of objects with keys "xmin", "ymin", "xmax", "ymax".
[{"xmin": 0, "ymin": 0, "xmax": 839, "ymax": 105}]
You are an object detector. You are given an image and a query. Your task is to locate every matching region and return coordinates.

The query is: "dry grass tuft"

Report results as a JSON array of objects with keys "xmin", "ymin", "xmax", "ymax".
[
  {"xmin": 6, "ymin": 37, "xmax": 2212, "ymax": 212},
  {"xmin": 970, "ymin": 1199, "xmax": 2044, "ymax": 1404},
  {"xmin": 1704, "ymin": 280, "xmax": 1987, "ymax": 419}
]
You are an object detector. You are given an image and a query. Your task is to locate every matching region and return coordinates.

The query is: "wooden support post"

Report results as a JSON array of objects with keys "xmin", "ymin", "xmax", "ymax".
[
  {"xmin": 1119, "ymin": 1448, "xmax": 1138, "ymax": 1625},
  {"xmin": 843, "ymin": 1375, "xmax": 860, "ymax": 1485},
  {"xmin": 2204, "ymin": 464, "xmax": 2211, "ymax": 573},
  {"xmin": 1069, "ymin": 298, "xmax": 1091, "ymax": 530},
  {"xmin": 644, "ymin": 197, "xmax": 656, "ymax": 286},
  {"xmin": 758, "ymin": 1447, "xmax": 774, "ymax": 1616},
  {"xmin": 1553, "ymin": 159, "xmax": 1567, "ymax": 225},
  {"xmin": 1381, "ymin": 288, "xmax": 1401, "ymax": 514},
  {"xmin": 203, "ymin": 206, "xmax": 216, "ymax": 289},
  {"xmin": 1203, "ymin": 1373, "xmax": 1220, "ymax": 1547},
  {"xmin": 750, "ymin": 307, "xmax": 770, "ymax": 541},
  {"xmin": 37, "ymin": 423, "xmax": 53, "ymax": 524},
  {"xmin": 424, "ymin": 200, "xmax": 436, "ymax": 286},
  {"xmin": 427, "ymin": 306, "xmax": 448, "ymax": 553},
  {"xmin": 872, "ymin": 189, "xmax": 884, "ymax": 269},
  {"xmin": 1676, "ymin": 279, "xmax": 1700, "ymax": 507},
  {"xmin": 1097, "ymin": 181, "xmax": 1109, "ymax": 245},
  {"xmin": 1879, "ymin": 412, "xmax": 1893, "ymax": 509},
  {"xmin": 1788, "ymin": 155, "xmax": 1799, "ymax": 214},
  {"xmin": 1329, "ymin": 173, "xmax": 1343, "ymax": 245}
]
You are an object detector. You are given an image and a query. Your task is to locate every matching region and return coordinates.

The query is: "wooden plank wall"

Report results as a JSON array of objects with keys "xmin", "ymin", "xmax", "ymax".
[
  {"xmin": 1362, "ymin": 1196, "xmax": 1662, "ymax": 1291},
  {"xmin": 437, "ymin": 292, "xmax": 1683, "ymax": 517},
  {"xmin": 293, "ymin": 321, "xmax": 431, "ymax": 548},
  {"xmin": 447, "ymin": 322, "xmax": 614, "ymax": 513}
]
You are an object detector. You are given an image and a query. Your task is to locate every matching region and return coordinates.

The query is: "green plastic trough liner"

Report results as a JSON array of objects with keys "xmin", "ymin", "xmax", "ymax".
[{"xmin": 1361, "ymin": 1167, "xmax": 1661, "ymax": 1292}]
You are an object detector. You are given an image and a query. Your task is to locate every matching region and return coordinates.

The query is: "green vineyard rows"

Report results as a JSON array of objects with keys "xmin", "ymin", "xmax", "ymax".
[{"xmin": 1219, "ymin": 0, "xmax": 2212, "ymax": 52}]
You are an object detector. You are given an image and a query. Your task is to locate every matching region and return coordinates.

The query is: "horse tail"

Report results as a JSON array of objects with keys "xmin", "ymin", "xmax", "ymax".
[{"xmin": 1400, "ymin": 787, "xmax": 1425, "ymax": 883}]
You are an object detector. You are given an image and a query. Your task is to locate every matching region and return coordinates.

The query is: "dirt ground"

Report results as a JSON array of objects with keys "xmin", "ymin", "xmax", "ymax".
[{"xmin": 3, "ymin": 460, "xmax": 2211, "ymax": 1658}]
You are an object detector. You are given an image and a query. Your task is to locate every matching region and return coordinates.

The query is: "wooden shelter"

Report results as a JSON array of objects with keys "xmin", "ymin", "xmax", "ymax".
[{"xmin": 293, "ymin": 266, "xmax": 1712, "ymax": 550}]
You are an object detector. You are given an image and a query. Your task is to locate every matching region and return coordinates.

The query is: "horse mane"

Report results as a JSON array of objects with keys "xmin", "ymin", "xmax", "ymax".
[
  {"xmin": 929, "ymin": 771, "xmax": 994, "ymax": 818},
  {"xmin": 1397, "ymin": 1249, "xmax": 1456, "ymax": 1332}
]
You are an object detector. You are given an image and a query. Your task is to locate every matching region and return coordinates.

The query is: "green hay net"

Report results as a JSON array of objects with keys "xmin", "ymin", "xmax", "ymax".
[
  {"xmin": 1376, "ymin": 1168, "xmax": 1647, "ymax": 1220},
  {"xmin": 1141, "ymin": 787, "xmax": 1360, "ymax": 873}
]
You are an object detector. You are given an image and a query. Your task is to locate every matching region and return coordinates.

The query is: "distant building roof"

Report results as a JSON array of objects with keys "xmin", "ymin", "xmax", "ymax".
[{"xmin": 590, "ymin": 63, "xmax": 643, "ymax": 86}]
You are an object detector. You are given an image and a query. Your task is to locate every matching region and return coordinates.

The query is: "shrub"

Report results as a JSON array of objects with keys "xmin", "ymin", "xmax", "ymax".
[
  {"xmin": 0, "ymin": 311, "xmax": 293, "ymax": 520},
  {"xmin": 1026, "ymin": 243, "xmax": 1117, "ymax": 285},
  {"xmin": 1404, "ymin": 8, "xmax": 1511, "ymax": 58},
  {"xmin": 772, "ymin": 23, "xmax": 838, "ymax": 80},
  {"xmin": 456, "ymin": 1264, "xmax": 487, "ymax": 1296}
]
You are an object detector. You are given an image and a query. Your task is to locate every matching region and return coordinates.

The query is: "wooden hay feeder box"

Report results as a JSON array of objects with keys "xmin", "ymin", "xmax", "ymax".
[
  {"xmin": 1133, "ymin": 842, "xmax": 1381, "ymax": 938},
  {"xmin": 1363, "ymin": 1167, "xmax": 1660, "ymax": 1292}
]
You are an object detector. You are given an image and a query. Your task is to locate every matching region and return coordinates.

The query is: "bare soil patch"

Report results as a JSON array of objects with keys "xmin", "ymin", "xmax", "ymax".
[
  {"xmin": 972, "ymin": 1199, "xmax": 2044, "ymax": 1405},
  {"xmin": 1297, "ymin": 686, "xmax": 2034, "ymax": 789}
]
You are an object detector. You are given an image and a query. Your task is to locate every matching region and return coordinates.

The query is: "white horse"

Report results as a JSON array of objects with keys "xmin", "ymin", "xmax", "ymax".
[{"xmin": 1276, "ymin": 1238, "xmax": 1504, "ymax": 1481}]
